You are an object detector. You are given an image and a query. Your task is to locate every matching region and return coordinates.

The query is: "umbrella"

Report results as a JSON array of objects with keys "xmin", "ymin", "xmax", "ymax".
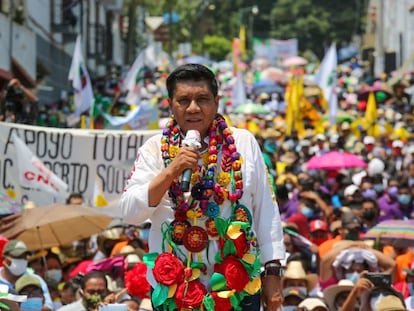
[
  {"xmin": 357, "ymin": 81, "xmax": 393, "ymax": 102},
  {"xmin": 363, "ymin": 220, "xmax": 414, "ymax": 247},
  {"xmin": 252, "ymin": 80, "xmax": 275, "ymax": 89},
  {"xmin": 283, "ymin": 56, "xmax": 308, "ymax": 67},
  {"xmin": 0, "ymin": 204, "xmax": 112, "ymax": 250},
  {"xmin": 260, "ymin": 67, "xmax": 285, "ymax": 83},
  {"xmin": 252, "ymin": 84, "xmax": 285, "ymax": 96},
  {"xmin": 232, "ymin": 102, "xmax": 270, "ymax": 115},
  {"xmin": 306, "ymin": 151, "xmax": 367, "ymax": 170},
  {"xmin": 0, "ymin": 193, "xmax": 24, "ymax": 216}
]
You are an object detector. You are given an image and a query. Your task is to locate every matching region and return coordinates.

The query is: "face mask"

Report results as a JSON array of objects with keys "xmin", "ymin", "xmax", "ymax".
[
  {"xmin": 362, "ymin": 189, "xmax": 377, "ymax": 199},
  {"xmin": 20, "ymin": 297, "xmax": 43, "ymax": 311},
  {"xmin": 301, "ymin": 206, "xmax": 314, "ymax": 219},
  {"xmin": 45, "ymin": 269, "xmax": 62, "ymax": 283},
  {"xmin": 285, "ymin": 183, "xmax": 293, "ymax": 191},
  {"xmin": 409, "ymin": 283, "xmax": 414, "ymax": 296},
  {"xmin": 409, "ymin": 178, "xmax": 414, "ymax": 187},
  {"xmin": 311, "ymin": 237, "xmax": 327, "ymax": 246},
  {"xmin": 363, "ymin": 209, "xmax": 376, "ymax": 221},
  {"xmin": 345, "ymin": 272, "xmax": 360, "ymax": 284},
  {"xmin": 373, "ymin": 184, "xmax": 384, "ymax": 193},
  {"xmin": 327, "ymin": 178, "xmax": 336, "ymax": 186},
  {"xmin": 83, "ymin": 294, "xmax": 102, "ymax": 310},
  {"xmin": 6, "ymin": 258, "xmax": 27, "ymax": 276},
  {"xmin": 283, "ymin": 306, "xmax": 297, "ymax": 311},
  {"xmin": 345, "ymin": 231, "xmax": 359, "ymax": 241},
  {"xmin": 140, "ymin": 229, "xmax": 150, "ymax": 242},
  {"xmin": 398, "ymin": 194, "xmax": 411, "ymax": 205}
]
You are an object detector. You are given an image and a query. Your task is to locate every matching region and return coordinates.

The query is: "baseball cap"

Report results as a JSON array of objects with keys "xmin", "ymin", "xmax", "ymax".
[
  {"xmin": 15, "ymin": 274, "xmax": 42, "ymax": 293},
  {"xmin": 298, "ymin": 297, "xmax": 328, "ymax": 310},
  {"xmin": 2, "ymin": 240, "xmax": 30, "ymax": 257},
  {"xmin": 283, "ymin": 286, "xmax": 306, "ymax": 300},
  {"xmin": 363, "ymin": 136, "xmax": 375, "ymax": 145},
  {"xmin": 309, "ymin": 220, "xmax": 328, "ymax": 232},
  {"xmin": 344, "ymin": 184, "xmax": 359, "ymax": 197},
  {"xmin": 392, "ymin": 140, "xmax": 404, "ymax": 148}
]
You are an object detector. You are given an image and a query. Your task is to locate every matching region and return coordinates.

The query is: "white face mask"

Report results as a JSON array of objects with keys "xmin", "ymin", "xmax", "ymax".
[
  {"xmin": 7, "ymin": 258, "xmax": 28, "ymax": 276},
  {"xmin": 45, "ymin": 269, "xmax": 62, "ymax": 283}
]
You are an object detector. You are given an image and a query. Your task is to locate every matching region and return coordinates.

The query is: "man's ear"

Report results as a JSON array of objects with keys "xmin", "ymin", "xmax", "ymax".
[{"xmin": 78, "ymin": 289, "xmax": 84, "ymax": 298}]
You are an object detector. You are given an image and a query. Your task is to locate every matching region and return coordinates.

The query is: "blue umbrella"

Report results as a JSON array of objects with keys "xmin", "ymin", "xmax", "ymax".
[
  {"xmin": 252, "ymin": 80, "xmax": 275, "ymax": 89},
  {"xmin": 252, "ymin": 84, "xmax": 285, "ymax": 96}
]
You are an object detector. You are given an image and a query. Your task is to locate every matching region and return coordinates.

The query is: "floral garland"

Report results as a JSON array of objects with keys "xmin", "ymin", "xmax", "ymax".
[{"xmin": 143, "ymin": 114, "xmax": 262, "ymax": 311}]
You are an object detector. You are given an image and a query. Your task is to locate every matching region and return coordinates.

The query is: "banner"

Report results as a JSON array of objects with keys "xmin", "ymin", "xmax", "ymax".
[{"xmin": 0, "ymin": 122, "xmax": 160, "ymax": 207}]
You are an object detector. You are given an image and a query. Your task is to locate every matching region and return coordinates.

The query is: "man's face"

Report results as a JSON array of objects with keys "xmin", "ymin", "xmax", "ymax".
[
  {"xmin": 82, "ymin": 277, "xmax": 107, "ymax": 306},
  {"xmin": 168, "ymin": 81, "xmax": 219, "ymax": 139},
  {"xmin": 69, "ymin": 197, "xmax": 83, "ymax": 205}
]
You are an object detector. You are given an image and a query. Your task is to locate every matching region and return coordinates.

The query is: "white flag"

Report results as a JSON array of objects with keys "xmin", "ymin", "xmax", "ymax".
[
  {"xmin": 123, "ymin": 51, "xmax": 146, "ymax": 106},
  {"xmin": 231, "ymin": 71, "xmax": 246, "ymax": 108},
  {"xmin": 12, "ymin": 133, "xmax": 69, "ymax": 197},
  {"xmin": 315, "ymin": 43, "xmax": 337, "ymax": 126},
  {"xmin": 68, "ymin": 35, "xmax": 94, "ymax": 116}
]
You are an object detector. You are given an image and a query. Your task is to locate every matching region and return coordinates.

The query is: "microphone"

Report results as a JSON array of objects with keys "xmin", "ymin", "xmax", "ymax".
[{"xmin": 180, "ymin": 130, "xmax": 201, "ymax": 192}]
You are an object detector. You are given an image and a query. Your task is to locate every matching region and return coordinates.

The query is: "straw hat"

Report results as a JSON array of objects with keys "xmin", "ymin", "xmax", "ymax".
[
  {"xmin": 323, "ymin": 279, "xmax": 353, "ymax": 310},
  {"xmin": 283, "ymin": 261, "xmax": 319, "ymax": 292},
  {"xmin": 298, "ymin": 297, "xmax": 328, "ymax": 310},
  {"xmin": 139, "ymin": 298, "xmax": 153, "ymax": 311},
  {"xmin": 376, "ymin": 295, "xmax": 406, "ymax": 311}
]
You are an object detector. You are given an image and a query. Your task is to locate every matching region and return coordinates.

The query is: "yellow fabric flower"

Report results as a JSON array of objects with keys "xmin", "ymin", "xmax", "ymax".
[
  {"xmin": 190, "ymin": 172, "xmax": 199, "ymax": 184},
  {"xmin": 202, "ymin": 153, "xmax": 210, "ymax": 167},
  {"xmin": 169, "ymin": 145, "xmax": 179, "ymax": 158},
  {"xmin": 217, "ymin": 171, "xmax": 231, "ymax": 187}
]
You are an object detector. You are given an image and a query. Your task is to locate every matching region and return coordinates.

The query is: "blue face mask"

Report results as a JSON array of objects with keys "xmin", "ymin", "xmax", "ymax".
[
  {"xmin": 140, "ymin": 229, "xmax": 150, "ymax": 241},
  {"xmin": 345, "ymin": 272, "xmax": 360, "ymax": 284},
  {"xmin": 20, "ymin": 297, "xmax": 43, "ymax": 311},
  {"xmin": 398, "ymin": 194, "xmax": 411, "ymax": 205},
  {"xmin": 301, "ymin": 206, "xmax": 314, "ymax": 219},
  {"xmin": 373, "ymin": 184, "xmax": 384, "ymax": 193},
  {"xmin": 409, "ymin": 283, "xmax": 414, "ymax": 296}
]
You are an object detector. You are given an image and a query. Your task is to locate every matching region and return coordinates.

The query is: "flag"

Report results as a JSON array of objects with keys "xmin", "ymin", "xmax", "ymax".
[
  {"xmin": 239, "ymin": 24, "xmax": 246, "ymax": 60},
  {"xmin": 231, "ymin": 71, "xmax": 246, "ymax": 109},
  {"xmin": 102, "ymin": 101, "xmax": 155, "ymax": 130},
  {"xmin": 365, "ymin": 91, "xmax": 378, "ymax": 137},
  {"xmin": 123, "ymin": 51, "xmax": 146, "ymax": 106},
  {"xmin": 232, "ymin": 38, "xmax": 240, "ymax": 74},
  {"xmin": 315, "ymin": 43, "xmax": 337, "ymax": 127},
  {"xmin": 12, "ymin": 133, "xmax": 69, "ymax": 198},
  {"xmin": 93, "ymin": 178, "xmax": 108, "ymax": 207},
  {"xmin": 285, "ymin": 70, "xmax": 305, "ymax": 137},
  {"xmin": 68, "ymin": 35, "xmax": 94, "ymax": 116}
]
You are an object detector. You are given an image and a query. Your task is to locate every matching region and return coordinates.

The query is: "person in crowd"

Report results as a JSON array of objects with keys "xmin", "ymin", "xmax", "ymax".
[
  {"xmin": 359, "ymin": 198, "xmax": 380, "ymax": 232},
  {"xmin": 319, "ymin": 241, "xmax": 395, "ymax": 289},
  {"xmin": 398, "ymin": 182, "xmax": 414, "ymax": 219},
  {"xmin": 57, "ymin": 270, "xmax": 111, "ymax": 311},
  {"xmin": 308, "ymin": 219, "xmax": 329, "ymax": 247},
  {"xmin": 341, "ymin": 271, "xmax": 406, "ymax": 311},
  {"xmin": 0, "ymin": 78, "xmax": 38, "ymax": 124},
  {"xmin": 377, "ymin": 185, "xmax": 403, "ymax": 221},
  {"xmin": 282, "ymin": 286, "xmax": 306, "ymax": 310},
  {"xmin": 60, "ymin": 279, "xmax": 80, "ymax": 306},
  {"xmin": 323, "ymin": 279, "xmax": 354, "ymax": 311},
  {"xmin": 15, "ymin": 274, "xmax": 46, "ymax": 311},
  {"xmin": 120, "ymin": 64, "xmax": 285, "ymax": 310},
  {"xmin": 0, "ymin": 239, "xmax": 54, "ymax": 310},
  {"xmin": 282, "ymin": 260, "xmax": 320, "ymax": 297},
  {"xmin": 66, "ymin": 193, "xmax": 84, "ymax": 205}
]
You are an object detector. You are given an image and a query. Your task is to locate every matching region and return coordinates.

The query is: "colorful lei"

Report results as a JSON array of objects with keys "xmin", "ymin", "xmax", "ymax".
[{"xmin": 143, "ymin": 114, "xmax": 262, "ymax": 311}]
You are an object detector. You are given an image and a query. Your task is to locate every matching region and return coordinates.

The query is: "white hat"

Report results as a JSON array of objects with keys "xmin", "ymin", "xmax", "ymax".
[
  {"xmin": 344, "ymin": 184, "xmax": 359, "ymax": 197},
  {"xmin": 300, "ymin": 139, "xmax": 311, "ymax": 147},
  {"xmin": 298, "ymin": 297, "xmax": 328, "ymax": 310},
  {"xmin": 330, "ymin": 134, "xmax": 339, "ymax": 144},
  {"xmin": 368, "ymin": 158, "xmax": 385, "ymax": 176},
  {"xmin": 315, "ymin": 134, "xmax": 326, "ymax": 141},
  {"xmin": 392, "ymin": 140, "xmax": 404, "ymax": 148},
  {"xmin": 363, "ymin": 136, "xmax": 375, "ymax": 145},
  {"xmin": 323, "ymin": 279, "xmax": 354, "ymax": 310}
]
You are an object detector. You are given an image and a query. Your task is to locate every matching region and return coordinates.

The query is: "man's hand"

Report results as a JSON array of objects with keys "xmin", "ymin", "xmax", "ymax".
[{"xmin": 261, "ymin": 275, "xmax": 283, "ymax": 311}]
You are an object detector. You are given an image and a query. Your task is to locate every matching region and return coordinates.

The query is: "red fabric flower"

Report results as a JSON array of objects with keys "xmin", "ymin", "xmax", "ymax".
[
  {"xmin": 124, "ymin": 263, "xmax": 150, "ymax": 299},
  {"xmin": 215, "ymin": 256, "xmax": 249, "ymax": 292},
  {"xmin": 232, "ymin": 232, "xmax": 249, "ymax": 258},
  {"xmin": 211, "ymin": 292, "xmax": 233, "ymax": 311},
  {"xmin": 152, "ymin": 253, "xmax": 185, "ymax": 285},
  {"xmin": 174, "ymin": 280, "xmax": 207, "ymax": 309}
]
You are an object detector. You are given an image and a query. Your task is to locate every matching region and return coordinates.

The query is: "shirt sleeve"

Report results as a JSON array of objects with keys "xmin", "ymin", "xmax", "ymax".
[{"xmin": 120, "ymin": 134, "xmax": 170, "ymax": 225}]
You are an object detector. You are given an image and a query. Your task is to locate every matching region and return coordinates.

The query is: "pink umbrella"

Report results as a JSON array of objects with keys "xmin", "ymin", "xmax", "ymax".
[
  {"xmin": 283, "ymin": 56, "xmax": 308, "ymax": 67},
  {"xmin": 306, "ymin": 151, "xmax": 367, "ymax": 170},
  {"xmin": 260, "ymin": 67, "xmax": 286, "ymax": 83}
]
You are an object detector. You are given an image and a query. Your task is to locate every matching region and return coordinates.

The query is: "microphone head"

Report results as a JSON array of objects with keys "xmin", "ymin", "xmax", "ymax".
[{"xmin": 183, "ymin": 130, "xmax": 201, "ymax": 148}]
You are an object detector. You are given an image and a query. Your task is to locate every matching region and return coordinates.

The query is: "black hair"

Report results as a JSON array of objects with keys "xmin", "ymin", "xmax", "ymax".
[
  {"xmin": 166, "ymin": 64, "xmax": 218, "ymax": 99},
  {"xmin": 80, "ymin": 270, "xmax": 107, "ymax": 290},
  {"xmin": 361, "ymin": 198, "xmax": 379, "ymax": 209},
  {"xmin": 66, "ymin": 192, "xmax": 83, "ymax": 204}
]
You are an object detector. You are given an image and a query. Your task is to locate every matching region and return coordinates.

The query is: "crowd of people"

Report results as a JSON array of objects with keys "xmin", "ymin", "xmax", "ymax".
[{"xmin": 0, "ymin": 57, "xmax": 414, "ymax": 311}]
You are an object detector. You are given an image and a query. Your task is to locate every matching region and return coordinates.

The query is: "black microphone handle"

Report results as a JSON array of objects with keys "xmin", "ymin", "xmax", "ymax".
[{"xmin": 180, "ymin": 168, "xmax": 192, "ymax": 192}]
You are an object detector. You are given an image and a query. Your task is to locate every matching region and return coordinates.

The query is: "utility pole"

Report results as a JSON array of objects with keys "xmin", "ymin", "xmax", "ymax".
[{"xmin": 125, "ymin": 0, "xmax": 138, "ymax": 65}]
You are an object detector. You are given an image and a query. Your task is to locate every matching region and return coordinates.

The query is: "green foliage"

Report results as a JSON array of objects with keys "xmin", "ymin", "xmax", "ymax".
[{"xmin": 202, "ymin": 36, "xmax": 232, "ymax": 61}]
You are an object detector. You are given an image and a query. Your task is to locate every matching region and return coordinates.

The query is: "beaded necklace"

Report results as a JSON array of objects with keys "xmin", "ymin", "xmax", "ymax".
[{"xmin": 161, "ymin": 114, "xmax": 243, "ymax": 219}]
